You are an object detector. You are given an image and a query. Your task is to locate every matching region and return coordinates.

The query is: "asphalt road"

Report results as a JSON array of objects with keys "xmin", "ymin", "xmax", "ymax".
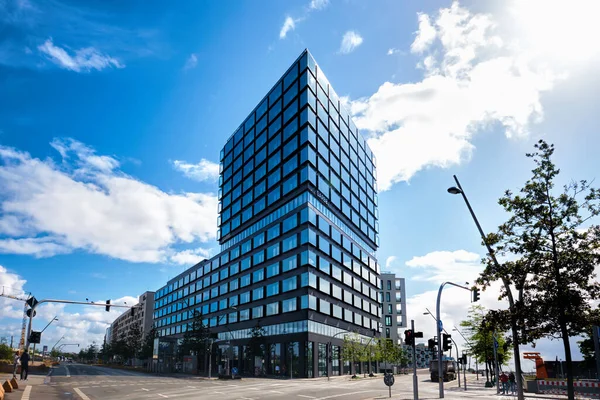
[{"xmin": 16, "ymin": 363, "xmax": 507, "ymax": 400}]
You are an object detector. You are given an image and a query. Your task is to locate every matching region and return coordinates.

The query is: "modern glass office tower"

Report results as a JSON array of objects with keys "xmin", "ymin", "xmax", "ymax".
[{"xmin": 154, "ymin": 49, "xmax": 380, "ymax": 378}]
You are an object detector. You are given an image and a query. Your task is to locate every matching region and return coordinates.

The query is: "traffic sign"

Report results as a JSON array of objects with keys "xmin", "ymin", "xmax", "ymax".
[
  {"xmin": 232, "ymin": 367, "xmax": 238, "ymax": 375},
  {"xmin": 384, "ymin": 373, "xmax": 395, "ymax": 387},
  {"xmin": 438, "ymin": 320, "xmax": 443, "ymax": 332}
]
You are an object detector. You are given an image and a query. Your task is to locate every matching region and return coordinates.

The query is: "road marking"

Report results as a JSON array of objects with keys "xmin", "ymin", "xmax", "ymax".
[
  {"xmin": 186, "ymin": 386, "xmax": 197, "ymax": 388},
  {"xmin": 270, "ymin": 390, "xmax": 284, "ymax": 394},
  {"xmin": 65, "ymin": 366, "xmax": 71, "ymax": 378},
  {"xmin": 21, "ymin": 385, "xmax": 32, "ymax": 400},
  {"xmin": 314, "ymin": 390, "xmax": 377, "ymax": 400},
  {"xmin": 158, "ymin": 394, "xmax": 169, "ymax": 398},
  {"xmin": 73, "ymin": 388, "xmax": 91, "ymax": 400},
  {"xmin": 297, "ymin": 396, "xmax": 316, "ymax": 399},
  {"xmin": 141, "ymin": 388, "xmax": 150, "ymax": 391}
]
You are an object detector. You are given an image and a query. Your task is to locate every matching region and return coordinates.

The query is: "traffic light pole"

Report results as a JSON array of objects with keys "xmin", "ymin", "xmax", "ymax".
[
  {"xmin": 26, "ymin": 299, "xmax": 132, "ymax": 349},
  {"xmin": 411, "ymin": 320, "xmax": 418, "ymax": 400},
  {"xmin": 436, "ymin": 281, "xmax": 470, "ymax": 399}
]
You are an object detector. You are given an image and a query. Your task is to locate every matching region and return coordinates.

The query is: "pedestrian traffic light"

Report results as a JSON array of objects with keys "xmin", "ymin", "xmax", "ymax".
[
  {"xmin": 472, "ymin": 287, "xmax": 480, "ymax": 302},
  {"xmin": 105, "ymin": 299, "xmax": 111, "ymax": 312},
  {"xmin": 29, "ymin": 331, "xmax": 41, "ymax": 344},
  {"xmin": 442, "ymin": 333, "xmax": 451, "ymax": 351},
  {"xmin": 404, "ymin": 329, "xmax": 414, "ymax": 346}
]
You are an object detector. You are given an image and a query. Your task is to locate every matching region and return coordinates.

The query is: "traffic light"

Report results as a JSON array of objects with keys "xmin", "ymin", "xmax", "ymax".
[
  {"xmin": 442, "ymin": 333, "xmax": 452, "ymax": 351},
  {"xmin": 404, "ymin": 329, "xmax": 414, "ymax": 346},
  {"xmin": 428, "ymin": 338, "xmax": 436, "ymax": 351},
  {"xmin": 105, "ymin": 299, "xmax": 111, "ymax": 312},
  {"xmin": 472, "ymin": 287, "xmax": 480, "ymax": 302},
  {"xmin": 29, "ymin": 331, "xmax": 41, "ymax": 344}
]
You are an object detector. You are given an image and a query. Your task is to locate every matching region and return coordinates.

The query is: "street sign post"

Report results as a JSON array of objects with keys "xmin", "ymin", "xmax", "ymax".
[{"xmin": 384, "ymin": 373, "xmax": 395, "ymax": 398}]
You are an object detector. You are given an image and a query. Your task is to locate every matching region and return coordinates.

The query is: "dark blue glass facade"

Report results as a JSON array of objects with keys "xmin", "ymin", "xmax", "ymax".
[{"xmin": 154, "ymin": 50, "xmax": 380, "ymax": 378}]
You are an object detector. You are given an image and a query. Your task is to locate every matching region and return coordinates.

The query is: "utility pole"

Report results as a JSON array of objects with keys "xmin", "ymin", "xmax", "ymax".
[
  {"xmin": 411, "ymin": 320, "xmax": 418, "ymax": 400},
  {"xmin": 593, "ymin": 326, "xmax": 600, "ymax": 380},
  {"xmin": 493, "ymin": 332, "xmax": 500, "ymax": 393}
]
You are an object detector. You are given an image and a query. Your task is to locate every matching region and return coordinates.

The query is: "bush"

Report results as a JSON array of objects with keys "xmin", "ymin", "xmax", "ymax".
[{"xmin": 0, "ymin": 344, "xmax": 14, "ymax": 360}]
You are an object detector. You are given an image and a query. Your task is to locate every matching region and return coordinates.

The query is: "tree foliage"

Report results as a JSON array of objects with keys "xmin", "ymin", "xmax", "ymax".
[
  {"xmin": 477, "ymin": 140, "xmax": 600, "ymax": 400},
  {"xmin": 340, "ymin": 334, "xmax": 364, "ymax": 372},
  {"xmin": 140, "ymin": 327, "xmax": 157, "ymax": 360},
  {"xmin": 459, "ymin": 305, "xmax": 511, "ymax": 377},
  {"xmin": 0, "ymin": 343, "xmax": 13, "ymax": 360},
  {"xmin": 179, "ymin": 311, "xmax": 210, "ymax": 359},
  {"xmin": 245, "ymin": 322, "xmax": 267, "ymax": 360},
  {"xmin": 377, "ymin": 338, "xmax": 407, "ymax": 366}
]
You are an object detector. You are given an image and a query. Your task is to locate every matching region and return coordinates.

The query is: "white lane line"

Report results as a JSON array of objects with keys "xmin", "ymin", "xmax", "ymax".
[
  {"xmin": 73, "ymin": 388, "xmax": 91, "ymax": 400},
  {"xmin": 314, "ymin": 390, "xmax": 377, "ymax": 400},
  {"xmin": 297, "ymin": 396, "xmax": 316, "ymax": 399},
  {"xmin": 140, "ymin": 388, "xmax": 150, "ymax": 391},
  {"xmin": 21, "ymin": 385, "xmax": 32, "ymax": 400},
  {"xmin": 65, "ymin": 366, "xmax": 71, "ymax": 378},
  {"xmin": 270, "ymin": 390, "xmax": 284, "ymax": 394},
  {"xmin": 186, "ymin": 386, "xmax": 197, "ymax": 389},
  {"xmin": 158, "ymin": 394, "xmax": 169, "ymax": 398}
]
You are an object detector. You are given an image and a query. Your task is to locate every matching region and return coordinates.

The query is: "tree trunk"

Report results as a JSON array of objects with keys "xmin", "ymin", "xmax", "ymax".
[
  {"xmin": 561, "ymin": 322, "xmax": 575, "ymax": 400},
  {"xmin": 503, "ymin": 277, "xmax": 526, "ymax": 400}
]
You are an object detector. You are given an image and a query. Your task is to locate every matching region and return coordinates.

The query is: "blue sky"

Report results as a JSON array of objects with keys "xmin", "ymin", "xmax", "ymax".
[{"xmin": 1, "ymin": 0, "xmax": 599, "ymax": 367}]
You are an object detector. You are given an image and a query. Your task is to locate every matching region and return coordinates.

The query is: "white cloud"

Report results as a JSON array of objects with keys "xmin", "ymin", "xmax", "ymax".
[
  {"xmin": 38, "ymin": 38, "xmax": 123, "ymax": 73},
  {"xmin": 0, "ymin": 139, "xmax": 218, "ymax": 263},
  {"xmin": 385, "ymin": 255, "xmax": 397, "ymax": 269},
  {"xmin": 387, "ymin": 48, "xmax": 406, "ymax": 56},
  {"xmin": 280, "ymin": 16, "xmax": 296, "ymax": 39},
  {"xmin": 309, "ymin": 0, "xmax": 329, "ymax": 10},
  {"xmin": 345, "ymin": 2, "xmax": 559, "ymax": 191},
  {"xmin": 410, "ymin": 13, "xmax": 436, "ymax": 53},
  {"xmin": 172, "ymin": 159, "xmax": 219, "ymax": 182},
  {"xmin": 169, "ymin": 247, "xmax": 212, "ymax": 265},
  {"xmin": 405, "ymin": 249, "xmax": 481, "ymax": 284},
  {"xmin": 183, "ymin": 53, "xmax": 198, "ymax": 70},
  {"xmin": 338, "ymin": 31, "xmax": 363, "ymax": 54},
  {"xmin": 0, "ymin": 265, "xmax": 28, "ymax": 320}
]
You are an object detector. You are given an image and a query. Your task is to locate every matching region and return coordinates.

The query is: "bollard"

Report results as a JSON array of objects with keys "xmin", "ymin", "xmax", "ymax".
[
  {"xmin": 9, "ymin": 377, "xmax": 18, "ymax": 390},
  {"xmin": 2, "ymin": 380, "xmax": 12, "ymax": 393}
]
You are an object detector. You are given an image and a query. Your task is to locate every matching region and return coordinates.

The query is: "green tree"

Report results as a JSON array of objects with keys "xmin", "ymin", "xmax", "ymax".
[
  {"xmin": 180, "ymin": 311, "xmax": 210, "ymax": 360},
  {"xmin": 50, "ymin": 348, "xmax": 60, "ymax": 358},
  {"xmin": 127, "ymin": 323, "xmax": 142, "ymax": 362},
  {"xmin": 478, "ymin": 140, "xmax": 600, "ymax": 400},
  {"xmin": 0, "ymin": 343, "xmax": 13, "ymax": 359},
  {"xmin": 245, "ymin": 323, "xmax": 267, "ymax": 364},
  {"xmin": 459, "ymin": 305, "xmax": 511, "ymax": 381},
  {"xmin": 577, "ymin": 327, "xmax": 597, "ymax": 369},
  {"xmin": 377, "ymin": 339, "xmax": 407, "ymax": 370},
  {"xmin": 140, "ymin": 327, "xmax": 158, "ymax": 360},
  {"xmin": 340, "ymin": 334, "xmax": 363, "ymax": 377}
]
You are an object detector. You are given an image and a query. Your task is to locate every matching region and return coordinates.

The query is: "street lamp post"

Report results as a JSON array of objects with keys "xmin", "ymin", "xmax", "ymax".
[
  {"xmin": 434, "ymin": 282, "xmax": 470, "ymax": 398},
  {"xmin": 454, "ymin": 325, "xmax": 477, "ymax": 384},
  {"xmin": 52, "ymin": 335, "xmax": 65, "ymax": 351},
  {"xmin": 32, "ymin": 316, "xmax": 58, "ymax": 364},
  {"xmin": 447, "ymin": 175, "xmax": 525, "ymax": 400}
]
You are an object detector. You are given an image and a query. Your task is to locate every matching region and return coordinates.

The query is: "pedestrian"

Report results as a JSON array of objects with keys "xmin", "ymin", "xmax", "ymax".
[
  {"xmin": 20, "ymin": 349, "xmax": 30, "ymax": 381},
  {"xmin": 509, "ymin": 372, "xmax": 516, "ymax": 394},
  {"xmin": 12, "ymin": 351, "xmax": 20, "ymax": 378},
  {"xmin": 500, "ymin": 371, "xmax": 509, "ymax": 394}
]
